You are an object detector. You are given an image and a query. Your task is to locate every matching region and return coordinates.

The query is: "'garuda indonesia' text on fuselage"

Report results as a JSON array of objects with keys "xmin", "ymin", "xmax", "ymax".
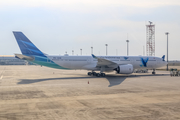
[{"xmin": 13, "ymin": 31, "xmax": 167, "ymax": 76}]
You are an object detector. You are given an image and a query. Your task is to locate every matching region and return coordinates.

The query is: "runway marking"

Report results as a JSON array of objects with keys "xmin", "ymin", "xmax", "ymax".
[{"xmin": 0, "ymin": 67, "xmax": 5, "ymax": 80}]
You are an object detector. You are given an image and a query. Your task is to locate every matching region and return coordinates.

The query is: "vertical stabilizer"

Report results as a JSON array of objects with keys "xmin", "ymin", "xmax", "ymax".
[{"xmin": 13, "ymin": 31, "xmax": 46, "ymax": 57}]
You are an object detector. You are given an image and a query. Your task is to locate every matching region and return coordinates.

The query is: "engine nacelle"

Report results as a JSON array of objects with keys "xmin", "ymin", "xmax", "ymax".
[{"xmin": 116, "ymin": 64, "xmax": 133, "ymax": 74}]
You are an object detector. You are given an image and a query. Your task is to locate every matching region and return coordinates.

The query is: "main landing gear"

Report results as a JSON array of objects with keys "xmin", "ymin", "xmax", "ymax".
[
  {"xmin": 152, "ymin": 69, "xmax": 156, "ymax": 75},
  {"xmin": 87, "ymin": 72, "xmax": 106, "ymax": 77}
]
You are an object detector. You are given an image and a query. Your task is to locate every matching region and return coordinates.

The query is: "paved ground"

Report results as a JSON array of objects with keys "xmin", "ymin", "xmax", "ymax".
[
  {"xmin": 0, "ymin": 65, "xmax": 180, "ymax": 120},
  {"xmin": 159, "ymin": 66, "xmax": 180, "ymax": 70}
]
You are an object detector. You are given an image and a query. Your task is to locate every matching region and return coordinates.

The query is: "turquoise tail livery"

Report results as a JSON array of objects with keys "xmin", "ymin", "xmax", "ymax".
[{"xmin": 13, "ymin": 31, "xmax": 68, "ymax": 69}]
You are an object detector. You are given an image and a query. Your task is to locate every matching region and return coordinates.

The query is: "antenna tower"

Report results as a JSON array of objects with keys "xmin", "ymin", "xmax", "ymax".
[{"xmin": 146, "ymin": 21, "xmax": 155, "ymax": 56}]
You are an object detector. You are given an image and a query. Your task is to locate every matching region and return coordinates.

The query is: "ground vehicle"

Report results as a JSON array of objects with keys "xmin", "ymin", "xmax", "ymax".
[{"xmin": 170, "ymin": 69, "xmax": 180, "ymax": 76}]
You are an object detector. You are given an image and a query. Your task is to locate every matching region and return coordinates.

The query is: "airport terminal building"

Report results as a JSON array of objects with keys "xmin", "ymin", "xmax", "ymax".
[
  {"xmin": 168, "ymin": 60, "xmax": 180, "ymax": 66},
  {"xmin": 0, "ymin": 55, "xmax": 27, "ymax": 65}
]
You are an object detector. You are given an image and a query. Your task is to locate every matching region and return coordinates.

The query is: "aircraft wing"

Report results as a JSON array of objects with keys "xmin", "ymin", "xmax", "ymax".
[{"xmin": 92, "ymin": 54, "xmax": 118, "ymax": 67}]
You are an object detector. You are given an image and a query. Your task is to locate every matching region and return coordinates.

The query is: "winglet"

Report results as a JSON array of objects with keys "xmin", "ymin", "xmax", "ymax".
[
  {"xmin": 162, "ymin": 55, "xmax": 165, "ymax": 61},
  {"xmin": 92, "ymin": 54, "xmax": 97, "ymax": 59}
]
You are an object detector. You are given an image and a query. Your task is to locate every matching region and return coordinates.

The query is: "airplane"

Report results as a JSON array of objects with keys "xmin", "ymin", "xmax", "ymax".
[{"xmin": 13, "ymin": 31, "xmax": 167, "ymax": 77}]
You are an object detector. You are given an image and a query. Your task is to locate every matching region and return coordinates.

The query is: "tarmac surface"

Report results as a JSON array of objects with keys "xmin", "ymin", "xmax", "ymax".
[{"xmin": 0, "ymin": 65, "xmax": 180, "ymax": 120}]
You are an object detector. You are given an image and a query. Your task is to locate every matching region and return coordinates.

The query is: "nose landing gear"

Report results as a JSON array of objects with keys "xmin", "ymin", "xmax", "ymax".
[{"xmin": 152, "ymin": 69, "xmax": 156, "ymax": 75}]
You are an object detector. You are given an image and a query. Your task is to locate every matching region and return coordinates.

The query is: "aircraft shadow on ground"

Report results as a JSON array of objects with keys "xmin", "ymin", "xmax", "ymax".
[
  {"xmin": 17, "ymin": 73, "xmax": 169, "ymax": 87},
  {"xmin": 17, "ymin": 77, "xmax": 95, "ymax": 84},
  {"xmin": 106, "ymin": 73, "xmax": 169, "ymax": 87},
  {"xmin": 105, "ymin": 76, "xmax": 126, "ymax": 87}
]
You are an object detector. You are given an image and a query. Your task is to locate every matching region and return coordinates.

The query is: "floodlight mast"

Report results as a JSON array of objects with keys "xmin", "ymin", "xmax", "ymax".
[
  {"xmin": 149, "ymin": 21, "xmax": 152, "ymax": 25},
  {"xmin": 165, "ymin": 32, "xmax": 169, "ymax": 71},
  {"xmin": 80, "ymin": 49, "xmax": 82, "ymax": 55},
  {"xmin": 146, "ymin": 21, "xmax": 155, "ymax": 56},
  {"xmin": 126, "ymin": 40, "xmax": 129, "ymax": 56},
  {"xmin": 91, "ymin": 47, "xmax": 93, "ymax": 54},
  {"xmin": 105, "ymin": 44, "xmax": 108, "ymax": 56},
  {"xmin": 72, "ymin": 50, "xmax": 74, "ymax": 55}
]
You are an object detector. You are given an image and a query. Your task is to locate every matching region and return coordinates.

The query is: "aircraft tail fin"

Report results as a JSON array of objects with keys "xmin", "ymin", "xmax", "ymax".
[
  {"xmin": 13, "ymin": 31, "xmax": 46, "ymax": 57},
  {"xmin": 162, "ymin": 55, "xmax": 165, "ymax": 61}
]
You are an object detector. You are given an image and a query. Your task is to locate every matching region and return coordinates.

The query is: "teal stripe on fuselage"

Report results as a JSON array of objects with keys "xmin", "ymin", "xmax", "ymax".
[
  {"xmin": 29, "ymin": 55, "xmax": 69, "ymax": 69},
  {"xmin": 33, "ymin": 60, "xmax": 68, "ymax": 69}
]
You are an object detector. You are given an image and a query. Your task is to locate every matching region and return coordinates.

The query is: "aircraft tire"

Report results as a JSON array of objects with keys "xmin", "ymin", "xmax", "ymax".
[
  {"xmin": 92, "ymin": 72, "xmax": 96, "ymax": 76},
  {"xmin": 100, "ymin": 73, "xmax": 106, "ymax": 77},
  {"xmin": 87, "ymin": 72, "xmax": 92, "ymax": 76},
  {"xmin": 96, "ymin": 73, "xmax": 100, "ymax": 77}
]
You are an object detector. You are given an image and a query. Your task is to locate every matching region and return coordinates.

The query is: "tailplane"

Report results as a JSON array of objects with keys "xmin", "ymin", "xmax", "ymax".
[
  {"xmin": 13, "ymin": 31, "xmax": 46, "ymax": 57},
  {"xmin": 15, "ymin": 54, "xmax": 34, "ymax": 61}
]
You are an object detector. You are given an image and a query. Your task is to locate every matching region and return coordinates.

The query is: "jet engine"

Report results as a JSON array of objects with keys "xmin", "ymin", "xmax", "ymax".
[{"xmin": 115, "ymin": 64, "xmax": 133, "ymax": 74}]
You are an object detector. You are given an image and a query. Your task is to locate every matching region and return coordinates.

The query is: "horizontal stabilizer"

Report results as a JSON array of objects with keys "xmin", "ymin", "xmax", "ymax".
[{"xmin": 15, "ymin": 54, "xmax": 34, "ymax": 61}]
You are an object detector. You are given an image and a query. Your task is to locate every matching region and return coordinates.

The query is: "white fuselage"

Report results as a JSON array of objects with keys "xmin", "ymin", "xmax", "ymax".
[
  {"xmin": 13, "ymin": 31, "xmax": 167, "ymax": 74},
  {"xmin": 47, "ymin": 55, "xmax": 167, "ymax": 72}
]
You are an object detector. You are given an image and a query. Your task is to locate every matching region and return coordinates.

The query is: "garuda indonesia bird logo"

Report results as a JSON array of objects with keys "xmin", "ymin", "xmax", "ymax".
[
  {"xmin": 124, "ymin": 57, "xmax": 129, "ymax": 60},
  {"xmin": 140, "ymin": 58, "xmax": 149, "ymax": 67}
]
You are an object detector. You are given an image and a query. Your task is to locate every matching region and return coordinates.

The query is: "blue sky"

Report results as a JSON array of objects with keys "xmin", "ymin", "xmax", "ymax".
[{"xmin": 0, "ymin": 0, "xmax": 180, "ymax": 60}]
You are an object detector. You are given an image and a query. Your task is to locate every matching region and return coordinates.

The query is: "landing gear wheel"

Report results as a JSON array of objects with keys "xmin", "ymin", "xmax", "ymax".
[
  {"xmin": 100, "ymin": 73, "xmax": 106, "ymax": 77},
  {"xmin": 92, "ymin": 72, "xmax": 97, "ymax": 76},
  {"xmin": 87, "ymin": 72, "xmax": 92, "ymax": 76},
  {"xmin": 152, "ymin": 69, "xmax": 156, "ymax": 75},
  {"xmin": 96, "ymin": 73, "xmax": 100, "ymax": 77}
]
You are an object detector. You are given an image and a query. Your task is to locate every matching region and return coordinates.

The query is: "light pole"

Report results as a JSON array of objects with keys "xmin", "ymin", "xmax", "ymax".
[
  {"xmin": 165, "ymin": 32, "xmax": 169, "ymax": 71},
  {"xmin": 105, "ymin": 44, "xmax": 108, "ymax": 56},
  {"xmin": 126, "ymin": 40, "xmax": 129, "ymax": 56},
  {"xmin": 72, "ymin": 50, "xmax": 74, "ymax": 55},
  {"xmin": 80, "ymin": 49, "xmax": 82, "ymax": 55},
  {"xmin": 143, "ymin": 46, "xmax": 145, "ymax": 56},
  {"xmin": 91, "ymin": 47, "xmax": 93, "ymax": 54}
]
